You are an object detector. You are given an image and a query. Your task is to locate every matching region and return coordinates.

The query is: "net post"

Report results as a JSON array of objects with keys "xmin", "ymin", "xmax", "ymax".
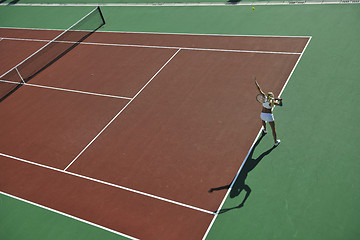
[{"xmin": 97, "ymin": 6, "xmax": 106, "ymax": 26}]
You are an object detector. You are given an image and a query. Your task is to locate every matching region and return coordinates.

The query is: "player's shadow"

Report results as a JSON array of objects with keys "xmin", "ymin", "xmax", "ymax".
[
  {"xmin": 227, "ymin": 0, "xmax": 242, "ymax": 4},
  {"xmin": 209, "ymin": 132, "xmax": 275, "ymax": 214},
  {"xmin": 8, "ymin": 0, "xmax": 20, "ymax": 5}
]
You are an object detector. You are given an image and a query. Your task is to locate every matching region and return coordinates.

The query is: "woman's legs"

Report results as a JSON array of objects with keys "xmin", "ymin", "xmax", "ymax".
[
  {"xmin": 269, "ymin": 121, "xmax": 279, "ymax": 144},
  {"xmin": 262, "ymin": 120, "xmax": 267, "ymax": 133}
]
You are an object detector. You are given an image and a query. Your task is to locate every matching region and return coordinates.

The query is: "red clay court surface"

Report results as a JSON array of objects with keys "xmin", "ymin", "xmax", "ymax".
[{"xmin": 0, "ymin": 28, "xmax": 310, "ymax": 239}]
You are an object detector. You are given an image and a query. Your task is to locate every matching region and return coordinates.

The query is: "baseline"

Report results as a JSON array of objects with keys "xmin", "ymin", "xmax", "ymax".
[
  {"xmin": 0, "ymin": 191, "xmax": 138, "ymax": 240},
  {"xmin": 0, "ymin": 26, "xmax": 312, "ymax": 38},
  {"xmin": 0, "ymin": 28, "xmax": 310, "ymax": 54},
  {"xmin": 0, "ymin": 152, "xmax": 213, "ymax": 215},
  {"xmin": 0, "ymin": 153, "xmax": 213, "ymax": 239},
  {"xmin": 2, "ymin": 36, "xmax": 302, "ymax": 55}
]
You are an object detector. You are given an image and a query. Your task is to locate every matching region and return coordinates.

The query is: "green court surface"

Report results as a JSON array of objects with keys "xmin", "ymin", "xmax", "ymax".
[
  {"xmin": 0, "ymin": 2, "xmax": 359, "ymax": 240},
  {"xmin": 0, "ymin": 0, "xmax": 349, "ymax": 4},
  {"xmin": 2, "ymin": 0, "xmax": 229, "ymax": 4}
]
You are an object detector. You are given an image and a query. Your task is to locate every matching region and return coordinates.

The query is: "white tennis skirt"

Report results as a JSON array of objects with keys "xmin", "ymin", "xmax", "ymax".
[{"xmin": 260, "ymin": 112, "xmax": 274, "ymax": 122}]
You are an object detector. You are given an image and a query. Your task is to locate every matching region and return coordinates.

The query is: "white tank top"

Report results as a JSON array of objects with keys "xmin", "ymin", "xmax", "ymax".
[{"xmin": 262, "ymin": 98, "xmax": 272, "ymax": 109}]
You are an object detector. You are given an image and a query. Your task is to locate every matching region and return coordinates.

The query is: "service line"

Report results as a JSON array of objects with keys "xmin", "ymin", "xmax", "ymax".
[
  {"xmin": 0, "ymin": 79, "xmax": 132, "ymax": 100},
  {"xmin": 0, "ymin": 151, "xmax": 215, "ymax": 216},
  {"xmin": 63, "ymin": 48, "xmax": 181, "ymax": 172}
]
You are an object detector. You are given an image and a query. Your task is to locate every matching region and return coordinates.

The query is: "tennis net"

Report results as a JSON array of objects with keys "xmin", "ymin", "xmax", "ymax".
[{"xmin": 0, "ymin": 6, "xmax": 105, "ymax": 102}]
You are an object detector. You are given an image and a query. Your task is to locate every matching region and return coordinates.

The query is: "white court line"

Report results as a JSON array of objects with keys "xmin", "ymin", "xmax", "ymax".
[
  {"xmin": 79, "ymin": 41, "xmax": 301, "ymax": 55},
  {"xmin": 0, "ymin": 1, "xmax": 359, "ymax": 7},
  {"xmin": 0, "ymin": 152, "xmax": 214, "ymax": 216},
  {"xmin": 14, "ymin": 67, "xmax": 25, "ymax": 84},
  {"xmin": 0, "ymin": 191, "xmax": 139, "ymax": 240},
  {"xmin": 279, "ymin": 36, "xmax": 312, "ymax": 97},
  {"xmin": 0, "ymin": 26, "xmax": 313, "ymax": 39},
  {"xmin": 202, "ymin": 36, "xmax": 312, "ymax": 239},
  {"xmin": 98, "ymin": 30, "xmax": 311, "ymax": 39},
  {"xmin": 201, "ymin": 129, "xmax": 262, "ymax": 240},
  {"xmin": 0, "ymin": 28, "xmax": 312, "ymax": 236},
  {"xmin": 2, "ymin": 36, "xmax": 302, "ymax": 55},
  {"xmin": 0, "ymin": 79, "xmax": 132, "ymax": 100},
  {"xmin": 0, "ymin": 7, "xmax": 99, "ymax": 80},
  {"xmin": 63, "ymin": 48, "xmax": 181, "ymax": 171}
]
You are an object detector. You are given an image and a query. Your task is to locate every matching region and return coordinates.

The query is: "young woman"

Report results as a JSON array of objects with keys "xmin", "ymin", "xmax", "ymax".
[{"xmin": 255, "ymin": 79, "xmax": 282, "ymax": 146}]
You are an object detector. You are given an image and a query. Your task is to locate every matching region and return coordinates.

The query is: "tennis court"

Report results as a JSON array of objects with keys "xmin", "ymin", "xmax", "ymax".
[
  {"xmin": 0, "ymin": 2, "xmax": 359, "ymax": 240},
  {"xmin": 0, "ymin": 8, "xmax": 310, "ymax": 237}
]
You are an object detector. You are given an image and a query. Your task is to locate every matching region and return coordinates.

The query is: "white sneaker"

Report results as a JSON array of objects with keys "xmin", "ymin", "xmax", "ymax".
[{"xmin": 274, "ymin": 139, "xmax": 281, "ymax": 146}]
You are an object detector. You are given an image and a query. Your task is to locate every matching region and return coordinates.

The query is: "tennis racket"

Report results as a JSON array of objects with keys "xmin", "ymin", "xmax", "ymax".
[
  {"xmin": 256, "ymin": 94, "xmax": 265, "ymax": 103},
  {"xmin": 257, "ymin": 94, "xmax": 283, "ymax": 106}
]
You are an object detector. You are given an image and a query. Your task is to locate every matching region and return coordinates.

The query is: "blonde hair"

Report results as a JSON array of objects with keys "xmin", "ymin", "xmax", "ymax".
[{"xmin": 266, "ymin": 92, "xmax": 275, "ymax": 108}]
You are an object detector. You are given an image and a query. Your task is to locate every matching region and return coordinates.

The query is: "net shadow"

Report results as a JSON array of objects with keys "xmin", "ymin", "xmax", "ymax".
[{"xmin": 0, "ymin": 7, "xmax": 105, "ymax": 102}]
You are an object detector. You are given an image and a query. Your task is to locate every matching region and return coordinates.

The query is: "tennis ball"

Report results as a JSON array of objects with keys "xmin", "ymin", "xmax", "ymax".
[{"xmin": 252, "ymin": 7, "xmax": 255, "ymax": 11}]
